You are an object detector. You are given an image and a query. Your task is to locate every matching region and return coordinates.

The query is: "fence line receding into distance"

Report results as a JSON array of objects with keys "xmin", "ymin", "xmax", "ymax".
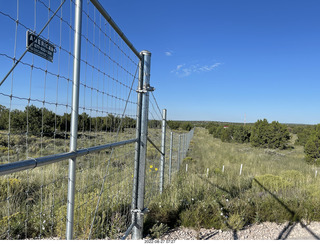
[{"xmin": 0, "ymin": 0, "xmax": 194, "ymax": 240}]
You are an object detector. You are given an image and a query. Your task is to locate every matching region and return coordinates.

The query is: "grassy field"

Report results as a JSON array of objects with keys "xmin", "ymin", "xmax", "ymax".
[
  {"xmin": 2, "ymin": 126, "xmax": 319, "ymax": 239},
  {"xmin": 145, "ymin": 127, "xmax": 320, "ymax": 238},
  {"xmin": 0, "ymin": 129, "xmax": 137, "ymax": 239},
  {"xmin": 0, "ymin": 127, "xmax": 181, "ymax": 240}
]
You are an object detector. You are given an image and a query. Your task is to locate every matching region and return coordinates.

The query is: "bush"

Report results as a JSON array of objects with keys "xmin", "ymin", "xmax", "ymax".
[
  {"xmin": 295, "ymin": 127, "xmax": 314, "ymax": 146},
  {"xmin": 304, "ymin": 124, "xmax": 320, "ymax": 164},
  {"xmin": 221, "ymin": 127, "xmax": 233, "ymax": 142},
  {"xmin": 233, "ymin": 126, "xmax": 251, "ymax": 143},
  {"xmin": 144, "ymin": 201, "xmax": 181, "ymax": 234},
  {"xmin": 0, "ymin": 178, "xmax": 24, "ymax": 202},
  {"xmin": 55, "ymin": 190, "xmax": 129, "ymax": 239},
  {"xmin": 227, "ymin": 213, "xmax": 245, "ymax": 230},
  {"xmin": 181, "ymin": 122, "xmax": 193, "ymax": 131},
  {"xmin": 167, "ymin": 121, "xmax": 180, "ymax": 130},
  {"xmin": 280, "ymin": 170, "xmax": 305, "ymax": 186},
  {"xmin": 254, "ymin": 195, "xmax": 298, "ymax": 223},
  {"xmin": 253, "ymin": 174, "xmax": 292, "ymax": 192},
  {"xmin": 0, "ymin": 212, "xmax": 26, "ymax": 239},
  {"xmin": 251, "ymin": 119, "xmax": 290, "ymax": 149},
  {"xmin": 179, "ymin": 201, "xmax": 223, "ymax": 229},
  {"xmin": 149, "ymin": 223, "xmax": 169, "ymax": 239}
]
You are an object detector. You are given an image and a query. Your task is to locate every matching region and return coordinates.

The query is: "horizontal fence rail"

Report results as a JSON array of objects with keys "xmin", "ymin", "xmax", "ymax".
[
  {"xmin": 89, "ymin": 0, "xmax": 141, "ymax": 60},
  {"xmin": 0, "ymin": 138, "xmax": 137, "ymax": 176},
  {"xmin": 0, "ymin": 0, "xmax": 194, "ymax": 240}
]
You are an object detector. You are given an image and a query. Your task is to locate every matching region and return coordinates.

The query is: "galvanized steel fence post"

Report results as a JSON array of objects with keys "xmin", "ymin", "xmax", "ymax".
[
  {"xmin": 177, "ymin": 134, "xmax": 181, "ymax": 171},
  {"xmin": 181, "ymin": 134, "xmax": 184, "ymax": 160},
  {"xmin": 159, "ymin": 109, "xmax": 167, "ymax": 194},
  {"xmin": 66, "ymin": 0, "xmax": 82, "ymax": 240},
  {"xmin": 185, "ymin": 132, "xmax": 188, "ymax": 157},
  {"xmin": 168, "ymin": 132, "xmax": 173, "ymax": 185},
  {"xmin": 131, "ymin": 54, "xmax": 144, "ymax": 239},
  {"xmin": 183, "ymin": 134, "xmax": 186, "ymax": 158},
  {"xmin": 132, "ymin": 50, "xmax": 152, "ymax": 240}
]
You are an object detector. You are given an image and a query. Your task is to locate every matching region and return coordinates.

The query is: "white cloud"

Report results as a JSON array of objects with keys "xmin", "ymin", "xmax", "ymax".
[
  {"xmin": 198, "ymin": 63, "xmax": 221, "ymax": 72},
  {"xmin": 176, "ymin": 64, "xmax": 184, "ymax": 70},
  {"xmin": 171, "ymin": 62, "xmax": 221, "ymax": 77},
  {"xmin": 165, "ymin": 51, "xmax": 173, "ymax": 56}
]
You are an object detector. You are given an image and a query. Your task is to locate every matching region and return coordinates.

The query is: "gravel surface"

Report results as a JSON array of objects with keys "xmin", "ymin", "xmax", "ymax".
[
  {"xmin": 155, "ymin": 221, "xmax": 320, "ymax": 240},
  {"xmin": 26, "ymin": 221, "xmax": 320, "ymax": 240}
]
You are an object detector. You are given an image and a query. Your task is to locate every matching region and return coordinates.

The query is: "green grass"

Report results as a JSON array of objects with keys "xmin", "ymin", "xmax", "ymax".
[
  {"xmin": 0, "ymin": 127, "xmax": 173, "ymax": 240},
  {"xmin": 2, "ymin": 126, "xmax": 319, "ymax": 239},
  {"xmin": 145, "ymin": 127, "xmax": 320, "ymax": 236}
]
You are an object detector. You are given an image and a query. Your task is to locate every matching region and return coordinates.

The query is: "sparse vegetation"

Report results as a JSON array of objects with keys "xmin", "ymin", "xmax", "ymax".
[
  {"xmin": 167, "ymin": 121, "xmax": 193, "ymax": 131},
  {"xmin": 145, "ymin": 127, "xmax": 320, "ymax": 236},
  {"xmin": 2, "ymin": 110, "xmax": 320, "ymax": 239}
]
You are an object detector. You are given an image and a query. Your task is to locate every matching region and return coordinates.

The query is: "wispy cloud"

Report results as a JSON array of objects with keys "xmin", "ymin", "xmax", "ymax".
[
  {"xmin": 165, "ymin": 51, "xmax": 173, "ymax": 56},
  {"xmin": 176, "ymin": 64, "xmax": 184, "ymax": 70},
  {"xmin": 198, "ymin": 63, "xmax": 221, "ymax": 72},
  {"xmin": 171, "ymin": 62, "xmax": 221, "ymax": 77}
]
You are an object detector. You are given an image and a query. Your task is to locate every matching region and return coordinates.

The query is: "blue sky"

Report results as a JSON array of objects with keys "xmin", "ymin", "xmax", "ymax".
[
  {"xmin": 0, "ymin": 0, "xmax": 320, "ymax": 124},
  {"xmin": 104, "ymin": 0, "xmax": 320, "ymax": 124}
]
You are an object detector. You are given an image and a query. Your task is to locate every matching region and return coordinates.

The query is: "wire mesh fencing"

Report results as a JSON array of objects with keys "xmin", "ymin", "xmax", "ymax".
[
  {"xmin": 1, "ymin": 0, "xmax": 74, "ymax": 239},
  {"xmin": 0, "ymin": 0, "xmax": 194, "ymax": 240},
  {"xmin": 144, "ymin": 93, "xmax": 195, "ymax": 206},
  {"xmin": 0, "ymin": 0, "xmax": 138, "ymax": 239}
]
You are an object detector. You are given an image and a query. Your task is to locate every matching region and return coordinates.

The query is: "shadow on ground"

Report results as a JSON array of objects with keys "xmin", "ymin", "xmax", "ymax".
[
  {"xmin": 197, "ymin": 174, "xmax": 320, "ymax": 240},
  {"xmin": 253, "ymin": 178, "xmax": 320, "ymax": 240}
]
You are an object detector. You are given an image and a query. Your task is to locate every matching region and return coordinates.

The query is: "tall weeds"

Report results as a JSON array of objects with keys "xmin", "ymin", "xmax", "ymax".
[{"xmin": 145, "ymin": 127, "xmax": 320, "ymax": 235}]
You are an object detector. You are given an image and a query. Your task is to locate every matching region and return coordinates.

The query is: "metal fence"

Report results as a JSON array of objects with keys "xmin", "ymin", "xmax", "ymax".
[{"xmin": 0, "ymin": 0, "xmax": 194, "ymax": 240}]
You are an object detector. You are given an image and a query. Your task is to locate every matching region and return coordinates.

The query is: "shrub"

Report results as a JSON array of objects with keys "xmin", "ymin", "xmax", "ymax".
[
  {"xmin": 181, "ymin": 122, "xmax": 193, "ymax": 131},
  {"xmin": 233, "ymin": 126, "xmax": 251, "ymax": 143},
  {"xmin": 0, "ymin": 212, "xmax": 26, "ymax": 239},
  {"xmin": 280, "ymin": 170, "xmax": 305, "ymax": 186},
  {"xmin": 254, "ymin": 195, "xmax": 297, "ymax": 223},
  {"xmin": 253, "ymin": 174, "xmax": 292, "ymax": 192},
  {"xmin": 0, "ymin": 178, "xmax": 24, "ymax": 202},
  {"xmin": 149, "ymin": 223, "xmax": 169, "ymax": 239},
  {"xmin": 304, "ymin": 125, "xmax": 320, "ymax": 164},
  {"xmin": 221, "ymin": 128, "xmax": 232, "ymax": 142},
  {"xmin": 295, "ymin": 127, "xmax": 314, "ymax": 146},
  {"xmin": 251, "ymin": 119, "xmax": 290, "ymax": 149},
  {"xmin": 55, "ymin": 191, "xmax": 128, "ymax": 239},
  {"xmin": 179, "ymin": 201, "xmax": 223, "ymax": 229},
  {"xmin": 144, "ymin": 201, "xmax": 181, "ymax": 234},
  {"xmin": 167, "ymin": 121, "xmax": 180, "ymax": 130},
  {"xmin": 227, "ymin": 213, "xmax": 245, "ymax": 230}
]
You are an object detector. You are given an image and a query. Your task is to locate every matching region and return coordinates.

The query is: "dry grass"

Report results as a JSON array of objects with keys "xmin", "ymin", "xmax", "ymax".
[
  {"xmin": 0, "ymin": 127, "xmax": 171, "ymax": 240},
  {"xmin": 145, "ymin": 127, "xmax": 320, "ymax": 236}
]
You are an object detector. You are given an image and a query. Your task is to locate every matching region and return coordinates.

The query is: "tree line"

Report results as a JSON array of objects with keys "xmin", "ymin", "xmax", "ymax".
[
  {"xmin": 167, "ymin": 121, "xmax": 193, "ymax": 131},
  {"xmin": 206, "ymin": 119, "xmax": 320, "ymax": 165},
  {"xmin": 206, "ymin": 119, "xmax": 290, "ymax": 149},
  {"xmin": 0, "ymin": 105, "xmax": 136, "ymax": 137},
  {"xmin": 0, "ymin": 105, "xmax": 194, "ymax": 138}
]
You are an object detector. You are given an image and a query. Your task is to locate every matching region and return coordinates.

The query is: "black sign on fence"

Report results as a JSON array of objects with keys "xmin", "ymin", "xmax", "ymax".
[{"xmin": 26, "ymin": 30, "xmax": 56, "ymax": 62}]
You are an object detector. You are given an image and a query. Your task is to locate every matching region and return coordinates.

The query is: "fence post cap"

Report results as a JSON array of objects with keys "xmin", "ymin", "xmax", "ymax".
[{"xmin": 140, "ymin": 50, "xmax": 151, "ymax": 56}]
